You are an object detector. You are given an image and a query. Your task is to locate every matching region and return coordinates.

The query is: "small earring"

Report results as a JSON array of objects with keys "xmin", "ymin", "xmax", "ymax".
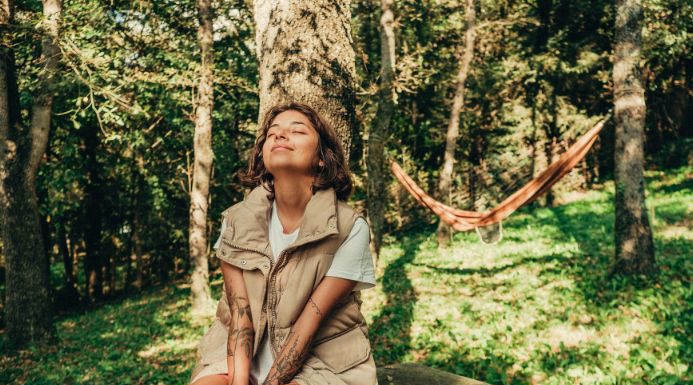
[{"xmin": 319, "ymin": 161, "xmax": 325, "ymax": 167}]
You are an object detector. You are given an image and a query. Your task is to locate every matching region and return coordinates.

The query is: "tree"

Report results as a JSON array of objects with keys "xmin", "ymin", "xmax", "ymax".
[
  {"xmin": 82, "ymin": 117, "xmax": 105, "ymax": 300},
  {"xmin": 252, "ymin": 0, "xmax": 357, "ymax": 158},
  {"xmin": 436, "ymin": 0, "xmax": 476, "ymax": 247},
  {"xmin": 613, "ymin": 0, "xmax": 655, "ymax": 275},
  {"xmin": 367, "ymin": 0, "xmax": 395, "ymax": 261},
  {"xmin": 189, "ymin": 0, "xmax": 215, "ymax": 314},
  {"xmin": 1, "ymin": 0, "xmax": 61, "ymax": 348}
]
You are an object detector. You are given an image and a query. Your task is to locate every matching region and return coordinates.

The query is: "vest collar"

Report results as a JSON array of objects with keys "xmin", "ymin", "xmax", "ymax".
[{"xmin": 228, "ymin": 184, "xmax": 339, "ymax": 255}]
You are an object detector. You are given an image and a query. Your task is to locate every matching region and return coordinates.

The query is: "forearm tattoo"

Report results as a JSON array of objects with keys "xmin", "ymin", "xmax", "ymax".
[
  {"xmin": 227, "ymin": 294, "xmax": 254, "ymax": 360},
  {"xmin": 262, "ymin": 329, "xmax": 314, "ymax": 385},
  {"xmin": 307, "ymin": 297, "xmax": 323, "ymax": 317}
]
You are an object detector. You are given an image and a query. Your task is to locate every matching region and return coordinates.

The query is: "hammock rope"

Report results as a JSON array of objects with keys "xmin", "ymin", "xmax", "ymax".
[{"xmin": 390, "ymin": 114, "xmax": 611, "ymax": 232}]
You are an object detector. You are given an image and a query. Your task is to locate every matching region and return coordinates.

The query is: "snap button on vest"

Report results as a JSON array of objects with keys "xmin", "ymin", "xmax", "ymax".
[{"xmin": 241, "ymin": 259, "xmax": 247, "ymax": 265}]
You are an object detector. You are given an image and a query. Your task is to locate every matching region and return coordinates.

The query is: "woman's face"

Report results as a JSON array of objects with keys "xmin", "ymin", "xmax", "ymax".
[{"xmin": 262, "ymin": 109, "xmax": 321, "ymax": 178}]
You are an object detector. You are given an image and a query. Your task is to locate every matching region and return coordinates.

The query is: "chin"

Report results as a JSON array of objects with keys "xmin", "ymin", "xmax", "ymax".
[{"xmin": 266, "ymin": 163, "xmax": 313, "ymax": 176}]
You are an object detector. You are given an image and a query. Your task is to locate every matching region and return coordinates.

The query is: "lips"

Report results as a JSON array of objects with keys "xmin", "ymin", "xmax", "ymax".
[{"xmin": 271, "ymin": 144, "xmax": 293, "ymax": 152}]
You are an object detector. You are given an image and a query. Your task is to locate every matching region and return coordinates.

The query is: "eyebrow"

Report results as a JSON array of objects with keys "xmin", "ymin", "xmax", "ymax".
[{"xmin": 269, "ymin": 121, "xmax": 308, "ymax": 128}]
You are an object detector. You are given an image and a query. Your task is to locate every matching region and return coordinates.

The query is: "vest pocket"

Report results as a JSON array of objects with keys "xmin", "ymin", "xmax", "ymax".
[
  {"xmin": 311, "ymin": 325, "xmax": 371, "ymax": 373},
  {"xmin": 216, "ymin": 242, "xmax": 266, "ymax": 271},
  {"xmin": 197, "ymin": 319, "xmax": 229, "ymax": 365}
]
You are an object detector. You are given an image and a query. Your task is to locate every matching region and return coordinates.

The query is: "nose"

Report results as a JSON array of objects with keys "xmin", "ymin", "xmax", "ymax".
[{"xmin": 274, "ymin": 126, "xmax": 289, "ymax": 141}]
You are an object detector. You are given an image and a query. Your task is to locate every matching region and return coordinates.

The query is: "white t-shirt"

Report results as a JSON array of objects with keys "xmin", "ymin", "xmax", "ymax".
[{"xmin": 213, "ymin": 200, "xmax": 376, "ymax": 383}]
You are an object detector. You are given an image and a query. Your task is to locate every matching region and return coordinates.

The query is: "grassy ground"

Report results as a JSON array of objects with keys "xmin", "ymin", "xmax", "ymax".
[{"xmin": 1, "ymin": 166, "xmax": 690, "ymax": 385}]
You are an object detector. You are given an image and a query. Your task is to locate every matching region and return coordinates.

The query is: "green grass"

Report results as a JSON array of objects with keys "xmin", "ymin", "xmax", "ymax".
[
  {"xmin": 363, "ymin": 165, "xmax": 691, "ymax": 385},
  {"xmin": 1, "ymin": 166, "xmax": 690, "ymax": 385}
]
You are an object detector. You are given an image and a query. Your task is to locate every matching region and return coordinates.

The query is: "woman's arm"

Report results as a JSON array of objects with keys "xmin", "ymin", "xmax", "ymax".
[
  {"xmin": 221, "ymin": 260, "xmax": 255, "ymax": 385},
  {"xmin": 262, "ymin": 277, "xmax": 357, "ymax": 385}
]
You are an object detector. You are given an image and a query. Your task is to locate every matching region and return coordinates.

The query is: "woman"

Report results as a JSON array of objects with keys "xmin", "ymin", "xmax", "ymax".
[{"xmin": 189, "ymin": 102, "xmax": 378, "ymax": 385}]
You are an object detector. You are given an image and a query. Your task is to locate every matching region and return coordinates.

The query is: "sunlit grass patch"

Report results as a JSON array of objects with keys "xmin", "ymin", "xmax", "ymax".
[
  {"xmin": 365, "ymin": 166, "xmax": 691, "ymax": 384},
  {"xmin": 1, "ymin": 285, "xmax": 206, "ymax": 385}
]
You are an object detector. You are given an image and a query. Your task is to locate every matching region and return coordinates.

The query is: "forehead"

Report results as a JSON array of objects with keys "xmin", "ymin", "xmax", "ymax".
[{"xmin": 269, "ymin": 110, "xmax": 312, "ymax": 127}]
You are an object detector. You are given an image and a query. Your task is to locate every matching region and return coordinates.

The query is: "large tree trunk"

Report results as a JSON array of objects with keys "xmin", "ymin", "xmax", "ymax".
[
  {"xmin": 613, "ymin": 0, "xmax": 655, "ymax": 275},
  {"xmin": 1, "ymin": 0, "xmax": 60, "ymax": 348},
  {"xmin": 253, "ymin": 0, "xmax": 358, "ymax": 159},
  {"xmin": 0, "ymin": 0, "xmax": 14, "ymax": 269},
  {"xmin": 367, "ymin": 0, "xmax": 395, "ymax": 262},
  {"xmin": 436, "ymin": 0, "xmax": 476, "ymax": 247},
  {"xmin": 189, "ymin": 0, "xmax": 215, "ymax": 314}
]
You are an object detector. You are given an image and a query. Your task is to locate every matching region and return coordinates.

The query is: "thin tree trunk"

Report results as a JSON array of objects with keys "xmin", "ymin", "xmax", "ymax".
[
  {"xmin": 132, "ymin": 185, "xmax": 144, "ymax": 289},
  {"xmin": 613, "ymin": 0, "xmax": 655, "ymax": 275},
  {"xmin": 1, "ymin": 0, "xmax": 60, "ymax": 348},
  {"xmin": 367, "ymin": 0, "xmax": 395, "ymax": 262},
  {"xmin": 468, "ymin": 165, "xmax": 476, "ymax": 210},
  {"xmin": 253, "ymin": 0, "xmax": 358, "ymax": 159},
  {"xmin": 190, "ymin": 0, "xmax": 215, "ymax": 314},
  {"xmin": 127, "ymin": 155, "xmax": 144, "ymax": 290},
  {"xmin": 106, "ymin": 235, "xmax": 117, "ymax": 296},
  {"xmin": 57, "ymin": 221, "xmax": 78, "ymax": 302},
  {"xmin": 543, "ymin": 136, "xmax": 556, "ymax": 206},
  {"xmin": 436, "ymin": 0, "xmax": 476, "ymax": 247},
  {"xmin": 529, "ymin": 101, "xmax": 538, "ymax": 180},
  {"xmin": 82, "ymin": 123, "xmax": 103, "ymax": 301}
]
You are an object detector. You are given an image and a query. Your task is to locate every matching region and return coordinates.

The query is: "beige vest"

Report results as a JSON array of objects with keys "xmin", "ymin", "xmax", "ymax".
[{"xmin": 190, "ymin": 186, "xmax": 377, "ymax": 385}]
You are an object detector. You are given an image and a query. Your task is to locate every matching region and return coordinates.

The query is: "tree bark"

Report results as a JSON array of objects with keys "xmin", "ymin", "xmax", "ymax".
[
  {"xmin": 613, "ymin": 0, "xmax": 656, "ymax": 275},
  {"xmin": 190, "ymin": 0, "xmax": 215, "ymax": 314},
  {"xmin": 132, "ymin": 189, "xmax": 144, "ymax": 289},
  {"xmin": 542, "ymin": 68, "xmax": 560, "ymax": 207},
  {"xmin": 82, "ymin": 123, "xmax": 104, "ymax": 301},
  {"xmin": 56, "ymin": 221, "xmax": 78, "ymax": 302},
  {"xmin": 253, "ymin": 0, "xmax": 358, "ymax": 159},
  {"xmin": 1, "ymin": 0, "xmax": 60, "ymax": 348},
  {"xmin": 436, "ymin": 0, "xmax": 476, "ymax": 247},
  {"xmin": 367, "ymin": 0, "xmax": 395, "ymax": 262}
]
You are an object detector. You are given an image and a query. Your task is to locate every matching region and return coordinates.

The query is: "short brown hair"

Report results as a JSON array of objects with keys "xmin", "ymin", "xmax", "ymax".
[{"xmin": 239, "ymin": 102, "xmax": 354, "ymax": 201}]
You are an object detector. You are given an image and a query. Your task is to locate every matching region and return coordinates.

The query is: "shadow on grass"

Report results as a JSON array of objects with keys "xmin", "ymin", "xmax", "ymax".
[
  {"xmin": 412, "ymin": 252, "xmax": 569, "ymax": 278},
  {"xmin": 389, "ymin": 168, "xmax": 691, "ymax": 384},
  {"xmin": 369, "ymin": 231, "xmax": 421, "ymax": 366},
  {"xmin": 544, "ymin": 183, "xmax": 692, "ymax": 377}
]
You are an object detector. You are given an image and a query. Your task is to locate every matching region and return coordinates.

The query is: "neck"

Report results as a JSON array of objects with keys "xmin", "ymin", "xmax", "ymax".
[{"xmin": 272, "ymin": 174, "xmax": 314, "ymax": 233}]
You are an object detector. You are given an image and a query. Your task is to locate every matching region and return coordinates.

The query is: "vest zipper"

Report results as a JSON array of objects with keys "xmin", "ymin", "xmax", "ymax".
[
  {"xmin": 224, "ymin": 228, "xmax": 340, "ymax": 358},
  {"xmin": 266, "ymin": 228, "xmax": 338, "ymax": 356}
]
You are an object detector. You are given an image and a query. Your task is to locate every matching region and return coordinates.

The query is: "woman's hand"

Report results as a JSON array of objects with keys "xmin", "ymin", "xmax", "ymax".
[
  {"xmin": 261, "ymin": 277, "xmax": 357, "ymax": 385},
  {"xmin": 221, "ymin": 260, "xmax": 255, "ymax": 385}
]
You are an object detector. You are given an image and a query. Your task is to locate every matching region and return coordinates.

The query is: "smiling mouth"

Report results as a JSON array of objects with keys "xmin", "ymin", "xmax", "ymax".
[{"xmin": 272, "ymin": 146, "xmax": 292, "ymax": 151}]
